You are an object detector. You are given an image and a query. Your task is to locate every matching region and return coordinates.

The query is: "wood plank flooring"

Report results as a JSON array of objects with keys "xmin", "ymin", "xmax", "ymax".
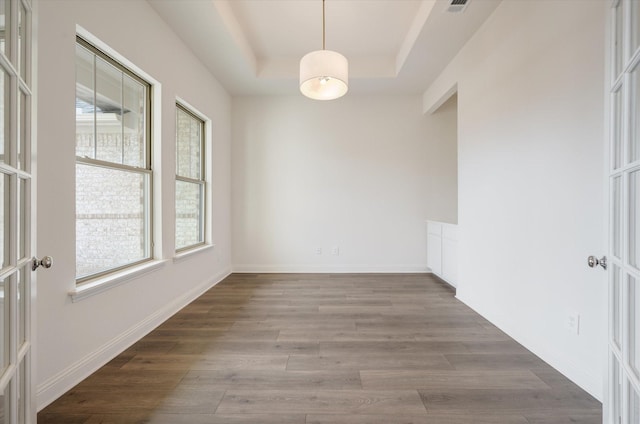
[{"xmin": 38, "ymin": 273, "xmax": 602, "ymax": 423}]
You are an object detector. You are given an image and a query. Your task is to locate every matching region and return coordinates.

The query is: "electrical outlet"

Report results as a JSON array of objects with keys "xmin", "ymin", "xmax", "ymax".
[
  {"xmin": 566, "ymin": 313, "xmax": 580, "ymax": 335},
  {"xmin": 332, "ymin": 246, "xmax": 340, "ymax": 256},
  {"xmin": 315, "ymin": 247, "xmax": 322, "ymax": 255}
]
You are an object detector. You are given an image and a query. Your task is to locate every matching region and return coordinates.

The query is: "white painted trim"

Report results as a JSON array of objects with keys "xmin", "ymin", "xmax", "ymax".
[
  {"xmin": 602, "ymin": 1, "xmax": 613, "ymax": 421},
  {"xmin": 396, "ymin": 0, "xmax": 437, "ymax": 74},
  {"xmin": 69, "ymin": 260, "xmax": 168, "ymax": 303},
  {"xmin": 425, "ymin": 83, "xmax": 458, "ymax": 115},
  {"xmin": 74, "ymin": 25, "xmax": 166, "ymax": 282},
  {"xmin": 432, "ymin": 273, "xmax": 456, "ymax": 289},
  {"xmin": 29, "ymin": 0, "xmax": 39, "ymax": 421},
  {"xmin": 232, "ymin": 264, "xmax": 429, "ymax": 274},
  {"xmin": 37, "ymin": 267, "xmax": 232, "ymax": 411},
  {"xmin": 175, "ymin": 96, "xmax": 210, "ymax": 123},
  {"xmin": 75, "ymin": 25, "xmax": 160, "ymax": 87},
  {"xmin": 456, "ymin": 292, "xmax": 603, "ymax": 401},
  {"xmin": 174, "ymin": 97, "xmax": 213, "ymax": 251},
  {"xmin": 173, "ymin": 244, "xmax": 215, "ymax": 263},
  {"xmin": 212, "ymin": 0, "xmax": 257, "ymax": 75},
  {"xmin": 426, "ymin": 220, "xmax": 458, "ymax": 288}
]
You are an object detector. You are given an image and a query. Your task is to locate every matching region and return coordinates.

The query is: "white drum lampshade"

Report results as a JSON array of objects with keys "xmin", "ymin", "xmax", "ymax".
[{"xmin": 299, "ymin": 49, "xmax": 348, "ymax": 100}]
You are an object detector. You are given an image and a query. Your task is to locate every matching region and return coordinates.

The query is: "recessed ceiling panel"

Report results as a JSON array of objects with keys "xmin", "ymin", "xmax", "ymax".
[
  {"xmin": 148, "ymin": 0, "xmax": 502, "ymax": 95},
  {"xmin": 227, "ymin": 0, "xmax": 423, "ymax": 59}
]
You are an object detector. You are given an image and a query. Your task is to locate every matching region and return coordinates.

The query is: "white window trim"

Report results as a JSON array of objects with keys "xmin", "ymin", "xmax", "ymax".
[
  {"xmin": 72, "ymin": 26, "xmax": 164, "ymax": 299},
  {"xmin": 174, "ymin": 97, "xmax": 212, "ymax": 254},
  {"xmin": 173, "ymin": 243, "xmax": 215, "ymax": 263},
  {"xmin": 69, "ymin": 259, "xmax": 168, "ymax": 303},
  {"xmin": 76, "ymin": 25, "xmax": 158, "ymax": 87}
]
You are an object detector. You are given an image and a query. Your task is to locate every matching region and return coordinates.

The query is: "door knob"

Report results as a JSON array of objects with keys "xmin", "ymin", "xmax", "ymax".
[
  {"xmin": 32, "ymin": 256, "xmax": 53, "ymax": 271},
  {"xmin": 587, "ymin": 255, "xmax": 607, "ymax": 270}
]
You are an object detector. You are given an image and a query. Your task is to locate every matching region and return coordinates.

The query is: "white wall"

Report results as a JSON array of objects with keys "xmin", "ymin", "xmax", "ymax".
[
  {"xmin": 423, "ymin": 1, "xmax": 606, "ymax": 399},
  {"xmin": 231, "ymin": 95, "xmax": 457, "ymax": 272},
  {"xmin": 36, "ymin": 0, "xmax": 232, "ymax": 409}
]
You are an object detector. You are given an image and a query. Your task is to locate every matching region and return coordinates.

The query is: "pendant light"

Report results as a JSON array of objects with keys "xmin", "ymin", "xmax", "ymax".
[{"xmin": 299, "ymin": 0, "xmax": 348, "ymax": 100}]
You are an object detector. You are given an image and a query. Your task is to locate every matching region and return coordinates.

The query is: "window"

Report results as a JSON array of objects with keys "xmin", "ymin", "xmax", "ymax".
[
  {"xmin": 75, "ymin": 37, "xmax": 152, "ymax": 282},
  {"xmin": 175, "ymin": 104, "xmax": 206, "ymax": 251}
]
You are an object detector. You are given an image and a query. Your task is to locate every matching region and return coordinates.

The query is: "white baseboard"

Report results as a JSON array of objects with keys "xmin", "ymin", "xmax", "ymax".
[
  {"xmin": 430, "ymin": 271, "xmax": 456, "ymax": 288},
  {"xmin": 455, "ymin": 292, "xmax": 603, "ymax": 402},
  {"xmin": 36, "ymin": 267, "xmax": 232, "ymax": 411},
  {"xmin": 232, "ymin": 264, "xmax": 429, "ymax": 273}
]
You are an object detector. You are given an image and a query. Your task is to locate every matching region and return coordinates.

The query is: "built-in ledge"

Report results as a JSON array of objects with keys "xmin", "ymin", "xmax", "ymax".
[
  {"xmin": 173, "ymin": 244, "xmax": 215, "ymax": 263},
  {"xmin": 426, "ymin": 220, "xmax": 458, "ymax": 287},
  {"xmin": 69, "ymin": 260, "xmax": 168, "ymax": 303}
]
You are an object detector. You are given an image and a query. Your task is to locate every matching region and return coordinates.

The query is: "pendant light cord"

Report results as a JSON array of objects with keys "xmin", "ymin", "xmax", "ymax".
[{"xmin": 322, "ymin": 0, "xmax": 326, "ymax": 50}]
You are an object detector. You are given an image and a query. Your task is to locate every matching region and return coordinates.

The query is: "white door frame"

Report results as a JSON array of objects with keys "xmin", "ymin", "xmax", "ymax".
[
  {"xmin": 27, "ymin": 0, "xmax": 37, "ymax": 421},
  {"xmin": 0, "ymin": 0, "xmax": 37, "ymax": 422},
  {"xmin": 605, "ymin": 1, "xmax": 640, "ymax": 423}
]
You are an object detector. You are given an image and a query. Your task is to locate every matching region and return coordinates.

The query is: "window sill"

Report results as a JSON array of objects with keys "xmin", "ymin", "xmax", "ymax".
[
  {"xmin": 173, "ymin": 244, "xmax": 215, "ymax": 263},
  {"xmin": 69, "ymin": 260, "xmax": 168, "ymax": 303}
]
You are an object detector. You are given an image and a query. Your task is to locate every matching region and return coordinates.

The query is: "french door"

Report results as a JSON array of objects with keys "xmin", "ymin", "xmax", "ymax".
[
  {"xmin": 608, "ymin": 1, "xmax": 640, "ymax": 423},
  {"xmin": 0, "ymin": 0, "xmax": 35, "ymax": 422}
]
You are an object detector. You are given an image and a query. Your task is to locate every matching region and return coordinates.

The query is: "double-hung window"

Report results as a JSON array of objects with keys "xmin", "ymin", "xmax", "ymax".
[
  {"xmin": 175, "ymin": 104, "xmax": 206, "ymax": 251},
  {"xmin": 75, "ymin": 37, "xmax": 152, "ymax": 282}
]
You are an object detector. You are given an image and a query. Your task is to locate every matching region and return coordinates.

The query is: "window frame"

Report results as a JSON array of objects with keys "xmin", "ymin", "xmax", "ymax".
[
  {"xmin": 174, "ymin": 102, "xmax": 207, "ymax": 253},
  {"xmin": 75, "ymin": 36, "xmax": 154, "ymax": 285}
]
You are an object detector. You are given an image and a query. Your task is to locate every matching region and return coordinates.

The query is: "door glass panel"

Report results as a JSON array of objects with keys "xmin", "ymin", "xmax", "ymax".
[
  {"xmin": 0, "ymin": 174, "xmax": 7, "ymax": 270},
  {"xmin": 613, "ymin": 265, "xmax": 622, "ymax": 348},
  {"xmin": 17, "ymin": 361, "xmax": 25, "ymax": 424},
  {"xmin": 0, "ymin": 0, "xmax": 9, "ymax": 56},
  {"xmin": 17, "ymin": 178, "xmax": 25, "ymax": 260},
  {"xmin": 614, "ymin": 176, "xmax": 622, "ymax": 259},
  {"xmin": 17, "ymin": 266, "xmax": 25, "ymax": 347},
  {"xmin": 613, "ymin": 357, "xmax": 623, "ymax": 424},
  {"xmin": 18, "ymin": 1, "xmax": 26, "ymax": 82},
  {"xmin": 17, "ymin": 268, "xmax": 27, "ymax": 349},
  {"xmin": 95, "ymin": 56, "xmax": 123, "ymax": 164},
  {"xmin": 0, "ymin": 275, "xmax": 6, "ymax": 374},
  {"xmin": 75, "ymin": 44, "xmax": 95, "ymax": 159},
  {"xmin": 631, "ymin": 383, "xmax": 640, "ymax": 424},
  {"xmin": 0, "ymin": 381, "xmax": 8, "ymax": 424},
  {"xmin": 632, "ymin": 66, "xmax": 640, "ymax": 163},
  {"xmin": 614, "ymin": 89, "xmax": 623, "ymax": 170},
  {"xmin": 0, "ymin": 68, "xmax": 8, "ymax": 165},
  {"xmin": 76, "ymin": 163, "xmax": 149, "ymax": 279},
  {"xmin": 615, "ymin": 1, "xmax": 624, "ymax": 79},
  {"xmin": 631, "ymin": 275, "xmax": 640, "ymax": 378},
  {"xmin": 631, "ymin": 170, "xmax": 640, "ymax": 268},
  {"xmin": 633, "ymin": 0, "xmax": 640, "ymax": 55},
  {"xmin": 122, "ymin": 74, "xmax": 146, "ymax": 168},
  {"xmin": 18, "ymin": 90, "xmax": 26, "ymax": 170}
]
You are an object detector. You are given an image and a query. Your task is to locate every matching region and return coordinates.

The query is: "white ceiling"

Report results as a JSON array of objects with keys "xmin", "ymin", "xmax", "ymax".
[{"xmin": 148, "ymin": 0, "xmax": 502, "ymax": 96}]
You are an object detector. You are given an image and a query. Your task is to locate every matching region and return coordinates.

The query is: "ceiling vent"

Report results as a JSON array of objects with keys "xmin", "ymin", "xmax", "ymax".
[{"xmin": 447, "ymin": 0, "xmax": 469, "ymax": 13}]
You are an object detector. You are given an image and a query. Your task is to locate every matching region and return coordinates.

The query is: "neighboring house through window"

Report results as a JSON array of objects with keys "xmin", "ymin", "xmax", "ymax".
[
  {"xmin": 175, "ymin": 104, "xmax": 206, "ymax": 252},
  {"xmin": 75, "ymin": 36, "xmax": 152, "ymax": 282}
]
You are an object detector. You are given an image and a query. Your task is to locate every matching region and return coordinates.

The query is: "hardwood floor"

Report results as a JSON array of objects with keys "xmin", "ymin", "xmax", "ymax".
[{"xmin": 38, "ymin": 273, "xmax": 602, "ymax": 423}]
